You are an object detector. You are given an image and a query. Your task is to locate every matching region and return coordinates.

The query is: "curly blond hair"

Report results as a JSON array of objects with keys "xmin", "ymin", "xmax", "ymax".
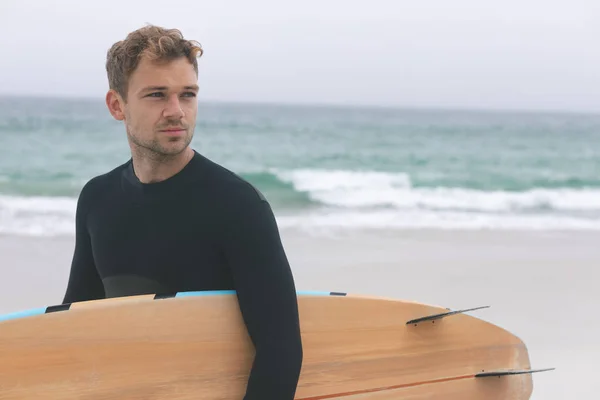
[{"xmin": 106, "ymin": 24, "xmax": 203, "ymax": 100}]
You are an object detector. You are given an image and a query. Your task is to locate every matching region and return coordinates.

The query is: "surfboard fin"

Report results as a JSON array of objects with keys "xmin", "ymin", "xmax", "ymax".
[
  {"xmin": 475, "ymin": 368, "xmax": 555, "ymax": 377},
  {"xmin": 406, "ymin": 305, "xmax": 490, "ymax": 325}
]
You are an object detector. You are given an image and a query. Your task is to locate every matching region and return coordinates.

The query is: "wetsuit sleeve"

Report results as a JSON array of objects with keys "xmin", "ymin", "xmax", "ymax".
[
  {"xmin": 62, "ymin": 183, "xmax": 105, "ymax": 304},
  {"xmin": 221, "ymin": 192, "xmax": 303, "ymax": 400}
]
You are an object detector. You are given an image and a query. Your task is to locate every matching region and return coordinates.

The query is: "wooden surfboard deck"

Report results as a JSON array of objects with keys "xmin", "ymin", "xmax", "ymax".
[{"xmin": 0, "ymin": 290, "xmax": 544, "ymax": 399}]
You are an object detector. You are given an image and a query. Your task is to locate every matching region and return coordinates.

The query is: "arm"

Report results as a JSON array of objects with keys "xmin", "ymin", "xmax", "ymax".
[
  {"xmin": 62, "ymin": 183, "xmax": 105, "ymax": 304},
  {"xmin": 221, "ymin": 191, "xmax": 303, "ymax": 400}
]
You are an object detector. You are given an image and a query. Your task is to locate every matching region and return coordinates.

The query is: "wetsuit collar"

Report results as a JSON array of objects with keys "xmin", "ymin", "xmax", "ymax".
[{"xmin": 122, "ymin": 149, "xmax": 201, "ymax": 199}]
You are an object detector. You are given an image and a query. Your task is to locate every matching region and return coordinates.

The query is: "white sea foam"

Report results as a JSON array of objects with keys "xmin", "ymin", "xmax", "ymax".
[
  {"xmin": 0, "ymin": 195, "xmax": 76, "ymax": 236},
  {"xmin": 274, "ymin": 169, "xmax": 600, "ymax": 213},
  {"xmin": 1, "ymin": 168, "xmax": 600, "ymax": 236},
  {"xmin": 276, "ymin": 209, "xmax": 600, "ymax": 232}
]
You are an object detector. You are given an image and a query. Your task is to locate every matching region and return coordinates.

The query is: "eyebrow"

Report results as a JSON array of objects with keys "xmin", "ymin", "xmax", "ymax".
[{"xmin": 140, "ymin": 85, "xmax": 199, "ymax": 93}]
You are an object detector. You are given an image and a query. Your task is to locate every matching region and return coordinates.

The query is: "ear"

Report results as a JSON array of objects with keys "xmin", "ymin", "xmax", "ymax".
[{"xmin": 106, "ymin": 89, "xmax": 126, "ymax": 121}]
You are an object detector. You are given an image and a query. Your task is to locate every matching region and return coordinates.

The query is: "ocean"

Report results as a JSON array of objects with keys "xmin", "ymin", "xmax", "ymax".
[{"xmin": 1, "ymin": 95, "xmax": 599, "ymax": 236}]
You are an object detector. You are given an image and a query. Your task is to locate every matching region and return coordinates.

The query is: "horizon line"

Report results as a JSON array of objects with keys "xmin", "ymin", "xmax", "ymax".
[{"xmin": 0, "ymin": 92, "xmax": 598, "ymax": 117}]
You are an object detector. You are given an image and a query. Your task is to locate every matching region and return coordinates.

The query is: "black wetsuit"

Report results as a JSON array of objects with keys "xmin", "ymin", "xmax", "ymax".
[{"xmin": 62, "ymin": 150, "xmax": 303, "ymax": 399}]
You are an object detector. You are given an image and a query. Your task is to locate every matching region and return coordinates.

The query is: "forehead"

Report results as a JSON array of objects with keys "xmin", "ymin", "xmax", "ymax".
[{"xmin": 128, "ymin": 56, "xmax": 197, "ymax": 91}]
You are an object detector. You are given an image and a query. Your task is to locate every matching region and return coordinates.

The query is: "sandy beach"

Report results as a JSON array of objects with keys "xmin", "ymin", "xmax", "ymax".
[{"xmin": 0, "ymin": 228, "xmax": 598, "ymax": 399}]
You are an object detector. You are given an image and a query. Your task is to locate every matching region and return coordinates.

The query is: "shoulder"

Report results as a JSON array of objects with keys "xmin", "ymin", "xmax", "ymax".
[
  {"xmin": 77, "ymin": 161, "xmax": 129, "ymax": 211},
  {"xmin": 195, "ymin": 153, "xmax": 268, "ymax": 205}
]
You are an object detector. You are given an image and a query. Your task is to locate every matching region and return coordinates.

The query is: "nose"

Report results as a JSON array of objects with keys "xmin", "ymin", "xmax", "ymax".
[{"xmin": 163, "ymin": 94, "xmax": 185, "ymax": 119}]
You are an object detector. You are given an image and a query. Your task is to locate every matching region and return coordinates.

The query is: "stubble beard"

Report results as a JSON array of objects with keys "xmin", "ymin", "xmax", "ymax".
[{"xmin": 127, "ymin": 124, "xmax": 194, "ymax": 162}]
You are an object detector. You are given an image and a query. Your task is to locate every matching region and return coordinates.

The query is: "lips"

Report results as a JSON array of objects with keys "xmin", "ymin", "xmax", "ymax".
[{"xmin": 160, "ymin": 128, "xmax": 186, "ymax": 135}]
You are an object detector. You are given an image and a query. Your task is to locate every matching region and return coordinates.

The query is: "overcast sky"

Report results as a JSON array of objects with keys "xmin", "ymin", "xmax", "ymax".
[{"xmin": 1, "ymin": 0, "xmax": 598, "ymax": 112}]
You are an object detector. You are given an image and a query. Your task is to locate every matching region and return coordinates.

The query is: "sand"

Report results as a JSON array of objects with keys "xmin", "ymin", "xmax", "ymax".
[{"xmin": 1, "ymin": 228, "xmax": 598, "ymax": 399}]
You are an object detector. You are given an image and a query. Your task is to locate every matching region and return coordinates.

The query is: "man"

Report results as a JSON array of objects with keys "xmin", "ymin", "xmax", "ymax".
[{"xmin": 62, "ymin": 25, "xmax": 303, "ymax": 399}]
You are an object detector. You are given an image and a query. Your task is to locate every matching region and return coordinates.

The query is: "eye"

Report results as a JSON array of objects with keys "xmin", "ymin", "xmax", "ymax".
[
  {"xmin": 146, "ymin": 92, "xmax": 164, "ymax": 98},
  {"xmin": 182, "ymin": 92, "xmax": 197, "ymax": 97}
]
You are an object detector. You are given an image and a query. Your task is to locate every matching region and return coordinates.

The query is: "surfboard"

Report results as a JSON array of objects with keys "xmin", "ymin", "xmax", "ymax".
[{"xmin": 0, "ymin": 290, "xmax": 551, "ymax": 399}]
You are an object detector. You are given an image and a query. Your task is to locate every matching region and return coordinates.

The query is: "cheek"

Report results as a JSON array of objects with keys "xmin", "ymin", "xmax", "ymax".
[
  {"xmin": 185, "ymin": 105, "xmax": 198, "ymax": 120},
  {"xmin": 127, "ymin": 106, "xmax": 160, "ymax": 133}
]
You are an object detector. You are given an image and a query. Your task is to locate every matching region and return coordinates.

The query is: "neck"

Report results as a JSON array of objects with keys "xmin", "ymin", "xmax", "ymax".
[{"xmin": 130, "ymin": 146, "xmax": 194, "ymax": 184}]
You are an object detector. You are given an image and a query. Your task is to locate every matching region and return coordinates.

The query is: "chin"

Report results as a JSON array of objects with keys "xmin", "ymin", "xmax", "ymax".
[{"xmin": 160, "ymin": 138, "xmax": 191, "ymax": 154}]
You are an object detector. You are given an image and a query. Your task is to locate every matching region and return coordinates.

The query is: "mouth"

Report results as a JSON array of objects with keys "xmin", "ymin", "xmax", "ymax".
[{"xmin": 159, "ymin": 128, "xmax": 186, "ymax": 136}]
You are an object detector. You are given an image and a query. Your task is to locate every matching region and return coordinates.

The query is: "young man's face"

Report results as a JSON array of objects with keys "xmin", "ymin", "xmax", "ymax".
[{"xmin": 108, "ymin": 56, "xmax": 199, "ymax": 158}]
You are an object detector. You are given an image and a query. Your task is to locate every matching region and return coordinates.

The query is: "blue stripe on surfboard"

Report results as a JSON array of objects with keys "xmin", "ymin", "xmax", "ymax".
[
  {"xmin": 0, "ymin": 307, "xmax": 47, "ymax": 323},
  {"xmin": 174, "ymin": 290, "xmax": 335, "ymax": 297},
  {"xmin": 175, "ymin": 290, "xmax": 236, "ymax": 297},
  {"xmin": 298, "ymin": 291, "xmax": 335, "ymax": 296},
  {"xmin": 0, "ymin": 290, "xmax": 345, "ymax": 323}
]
